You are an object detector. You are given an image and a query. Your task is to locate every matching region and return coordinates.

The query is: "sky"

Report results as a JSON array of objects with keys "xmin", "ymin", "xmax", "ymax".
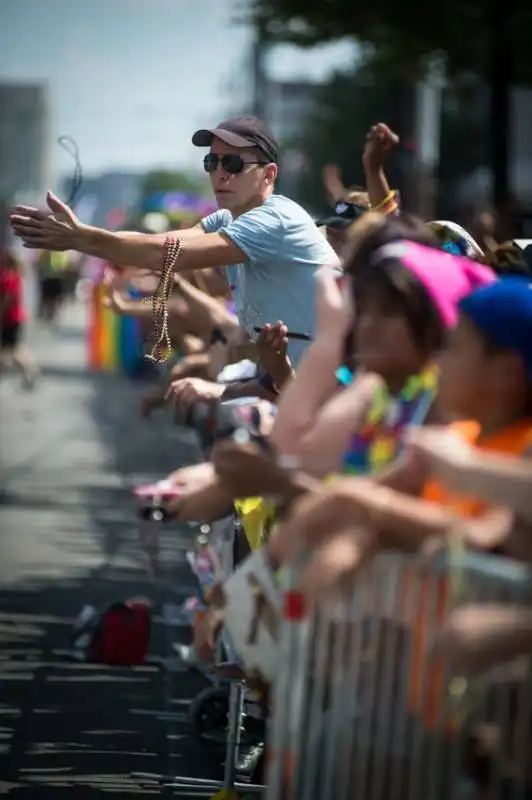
[{"xmin": 0, "ymin": 0, "xmax": 355, "ymax": 180}]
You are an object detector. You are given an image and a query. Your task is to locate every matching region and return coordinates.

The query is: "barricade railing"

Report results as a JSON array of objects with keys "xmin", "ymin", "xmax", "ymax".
[{"xmin": 264, "ymin": 548, "xmax": 532, "ymax": 800}]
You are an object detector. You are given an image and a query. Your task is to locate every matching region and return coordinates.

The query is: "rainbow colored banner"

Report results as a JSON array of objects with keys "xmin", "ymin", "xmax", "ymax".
[{"xmin": 87, "ymin": 282, "xmax": 144, "ymax": 376}]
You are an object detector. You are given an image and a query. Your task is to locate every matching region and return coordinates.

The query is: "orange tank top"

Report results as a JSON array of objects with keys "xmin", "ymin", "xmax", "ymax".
[
  {"xmin": 408, "ymin": 417, "xmax": 532, "ymax": 731},
  {"xmin": 423, "ymin": 418, "xmax": 532, "ymax": 516}
]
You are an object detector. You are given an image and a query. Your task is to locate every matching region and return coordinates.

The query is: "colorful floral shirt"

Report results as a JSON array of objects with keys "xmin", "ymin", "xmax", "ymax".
[{"xmin": 343, "ymin": 364, "xmax": 438, "ymax": 475}]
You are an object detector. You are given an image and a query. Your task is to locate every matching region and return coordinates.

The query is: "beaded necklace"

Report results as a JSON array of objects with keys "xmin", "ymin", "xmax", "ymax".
[{"xmin": 343, "ymin": 363, "xmax": 438, "ymax": 475}]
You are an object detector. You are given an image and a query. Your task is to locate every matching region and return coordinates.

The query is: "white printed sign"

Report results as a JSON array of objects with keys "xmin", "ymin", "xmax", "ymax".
[{"xmin": 223, "ymin": 549, "xmax": 282, "ymax": 683}]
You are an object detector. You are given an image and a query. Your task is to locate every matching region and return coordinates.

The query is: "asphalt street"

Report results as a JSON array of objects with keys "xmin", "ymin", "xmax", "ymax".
[{"xmin": 0, "ymin": 303, "xmax": 218, "ymax": 798}]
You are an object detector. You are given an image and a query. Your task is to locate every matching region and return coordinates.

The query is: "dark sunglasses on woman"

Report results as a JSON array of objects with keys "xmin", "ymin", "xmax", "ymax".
[{"xmin": 203, "ymin": 153, "xmax": 268, "ymax": 175}]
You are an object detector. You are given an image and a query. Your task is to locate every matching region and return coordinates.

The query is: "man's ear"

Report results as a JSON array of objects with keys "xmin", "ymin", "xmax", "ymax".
[{"xmin": 265, "ymin": 163, "xmax": 278, "ymax": 184}]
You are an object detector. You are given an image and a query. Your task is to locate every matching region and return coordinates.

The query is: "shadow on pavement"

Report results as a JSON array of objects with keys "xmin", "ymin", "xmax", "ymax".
[
  {"xmin": 0, "ymin": 316, "xmax": 219, "ymax": 796},
  {"xmin": 0, "ymin": 569, "xmax": 213, "ymax": 798}
]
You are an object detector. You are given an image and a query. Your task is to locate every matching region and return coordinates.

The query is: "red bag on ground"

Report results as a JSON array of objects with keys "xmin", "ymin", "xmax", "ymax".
[{"xmin": 71, "ymin": 599, "xmax": 152, "ymax": 666}]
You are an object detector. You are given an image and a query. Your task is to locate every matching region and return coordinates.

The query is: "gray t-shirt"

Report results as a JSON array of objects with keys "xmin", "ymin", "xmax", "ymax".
[{"xmin": 201, "ymin": 194, "xmax": 339, "ymax": 365}]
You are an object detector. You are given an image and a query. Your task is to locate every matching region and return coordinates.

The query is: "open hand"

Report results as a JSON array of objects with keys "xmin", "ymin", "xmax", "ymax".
[{"xmin": 10, "ymin": 191, "xmax": 82, "ymax": 251}]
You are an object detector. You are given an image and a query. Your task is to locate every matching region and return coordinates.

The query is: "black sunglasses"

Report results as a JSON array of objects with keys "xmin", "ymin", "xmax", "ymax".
[
  {"xmin": 333, "ymin": 201, "xmax": 367, "ymax": 220},
  {"xmin": 203, "ymin": 153, "xmax": 267, "ymax": 175}
]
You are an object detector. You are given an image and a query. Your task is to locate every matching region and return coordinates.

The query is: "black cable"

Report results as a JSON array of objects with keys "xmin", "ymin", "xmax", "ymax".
[{"xmin": 57, "ymin": 135, "xmax": 83, "ymax": 207}]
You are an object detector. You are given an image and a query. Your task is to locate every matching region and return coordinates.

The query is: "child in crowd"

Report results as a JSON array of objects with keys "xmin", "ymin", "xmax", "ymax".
[
  {"xmin": 271, "ymin": 214, "xmax": 495, "ymax": 478},
  {"xmin": 271, "ymin": 277, "xmax": 532, "ymax": 599}
]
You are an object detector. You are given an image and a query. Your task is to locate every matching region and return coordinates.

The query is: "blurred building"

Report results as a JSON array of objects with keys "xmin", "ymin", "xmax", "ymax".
[
  {"xmin": 61, "ymin": 171, "xmax": 142, "ymax": 229},
  {"xmin": 0, "ymin": 83, "xmax": 51, "ymax": 207}
]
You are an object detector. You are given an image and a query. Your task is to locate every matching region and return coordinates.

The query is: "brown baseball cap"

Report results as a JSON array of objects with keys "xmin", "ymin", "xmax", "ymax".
[{"xmin": 192, "ymin": 116, "xmax": 278, "ymax": 164}]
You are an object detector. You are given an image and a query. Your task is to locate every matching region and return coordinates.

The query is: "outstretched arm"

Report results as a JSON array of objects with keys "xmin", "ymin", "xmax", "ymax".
[
  {"xmin": 10, "ymin": 192, "xmax": 248, "ymax": 273},
  {"xmin": 78, "ymin": 226, "xmax": 246, "ymax": 273}
]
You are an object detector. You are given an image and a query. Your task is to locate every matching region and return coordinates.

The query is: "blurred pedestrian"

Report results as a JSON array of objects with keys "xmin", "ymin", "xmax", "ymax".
[{"xmin": 0, "ymin": 248, "xmax": 39, "ymax": 388}]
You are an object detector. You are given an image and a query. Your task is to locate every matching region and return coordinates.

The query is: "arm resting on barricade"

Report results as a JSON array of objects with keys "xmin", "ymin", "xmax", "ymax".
[
  {"xmin": 271, "ymin": 477, "xmax": 516, "ymax": 565},
  {"xmin": 165, "ymin": 462, "xmax": 235, "ymax": 522},
  {"xmin": 319, "ymin": 479, "xmax": 515, "ymax": 553},
  {"xmin": 409, "ymin": 426, "xmax": 532, "ymax": 520},
  {"xmin": 441, "ymin": 604, "xmax": 532, "ymax": 674}
]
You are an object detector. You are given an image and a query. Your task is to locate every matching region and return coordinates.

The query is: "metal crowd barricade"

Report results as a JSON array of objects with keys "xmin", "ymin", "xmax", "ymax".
[{"xmin": 266, "ymin": 548, "xmax": 532, "ymax": 800}]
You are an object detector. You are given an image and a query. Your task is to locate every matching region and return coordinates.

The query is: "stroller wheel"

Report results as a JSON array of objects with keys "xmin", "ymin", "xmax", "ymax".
[{"xmin": 189, "ymin": 686, "xmax": 231, "ymax": 749}]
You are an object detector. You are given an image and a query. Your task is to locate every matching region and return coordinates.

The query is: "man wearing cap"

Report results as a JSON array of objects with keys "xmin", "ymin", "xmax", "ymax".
[{"xmin": 10, "ymin": 116, "xmax": 338, "ymax": 365}]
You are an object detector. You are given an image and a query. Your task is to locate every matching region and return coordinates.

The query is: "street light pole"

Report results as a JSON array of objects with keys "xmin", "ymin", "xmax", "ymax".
[
  {"xmin": 414, "ymin": 53, "xmax": 446, "ymax": 219},
  {"xmin": 251, "ymin": 20, "xmax": 268, "ymax": 118}
]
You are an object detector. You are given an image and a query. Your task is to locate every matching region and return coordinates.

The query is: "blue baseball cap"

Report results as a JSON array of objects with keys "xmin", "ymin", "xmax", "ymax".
[{"xmin": 459, "ymin": 277, "xmax": 532, "ymax": 377}]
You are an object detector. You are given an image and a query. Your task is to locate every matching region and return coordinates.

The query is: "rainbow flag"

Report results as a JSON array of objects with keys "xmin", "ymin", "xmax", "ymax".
[{"xmin": 87, "ymin": 282, "xmax": 144, "ymax": 377}]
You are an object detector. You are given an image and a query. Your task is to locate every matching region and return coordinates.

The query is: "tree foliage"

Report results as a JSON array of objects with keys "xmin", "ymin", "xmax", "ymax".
[
  {"xmin": 294, "ymin": 64, "xmax": 489, "ymax": 216},
  {"xmin": 247, "ymin": 0, "xmax": 532, "ymax": 83}
]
